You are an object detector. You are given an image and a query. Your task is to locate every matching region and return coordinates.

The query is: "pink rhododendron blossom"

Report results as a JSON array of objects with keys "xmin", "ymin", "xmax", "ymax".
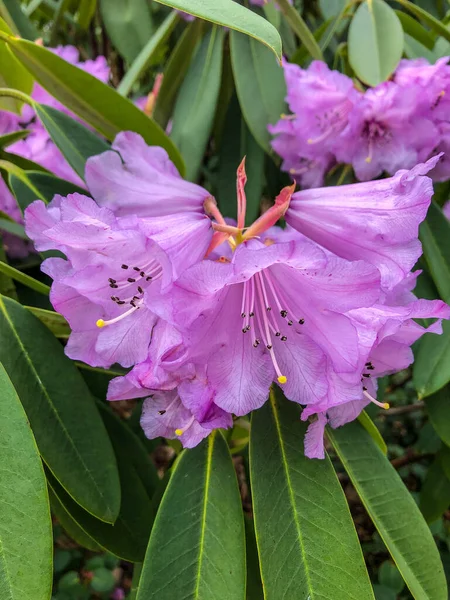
[
  {"xmin": 25, "ymin": 138, "xmax": 449, "ymax": 458},
  {"xmin": 271, "ymin": 57, "xmax": 450, "ymax": 186}
]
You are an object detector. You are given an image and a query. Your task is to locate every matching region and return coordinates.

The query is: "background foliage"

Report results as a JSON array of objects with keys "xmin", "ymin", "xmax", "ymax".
[{"xmin": 1, "ymin": 0, "xmax": 450, "ymax": 599}]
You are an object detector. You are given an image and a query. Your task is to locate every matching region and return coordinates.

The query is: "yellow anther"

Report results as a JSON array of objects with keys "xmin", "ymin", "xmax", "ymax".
[
  {"xmin": 381, "ymin": 402, "xmax": 390, "ymax": 410},
  {"xmin": 365, "ymin": 156, "xmax": 372, "ymax": 164},
  {"xmin": 175, "ymin": 428, "xmax": 183, "ymax": 436},
  {"xmin": 96, "ymin": 319, "xmax": 105, "ymax": 328},
  {"xmin": 277, "ymin": 375, "xmax": 287, "ymax": 384}
]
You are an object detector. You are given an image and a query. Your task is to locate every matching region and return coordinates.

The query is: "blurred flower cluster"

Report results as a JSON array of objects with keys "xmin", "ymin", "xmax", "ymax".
[
  {"xmin": 270, "ymin": 57, "xmax": 450, "ymax": 188},
  {"xmin": 0, "ymin": 45, "xmax": 109, "ymax": 257},
  {"xmin": 24, "ymin": 130, "xmax": 449, "ymax": 458}
]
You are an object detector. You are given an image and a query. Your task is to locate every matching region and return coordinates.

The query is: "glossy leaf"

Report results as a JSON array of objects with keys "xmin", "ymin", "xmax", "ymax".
[
  {"xmin": 395, "ymin": 0, "xmax": 450, "ymax": 44},
  {"xmin": 136, "ymin": 432, "xmax": 246, "ymax": 600},
  {"xmin": 348, "ymin": 0, "xmax": 404, "ymax": 86},
  {"xmin": 100, "ymin": 0, "xmax": 154, "ymax": 64},
  {"xmin": 413, "ymin": 321, "xmax": 450, "ymax": 398},
  {"xmin": 76, "ymin": 0, "xmax": 97, "ymax": 29},
  {"xmin": 0, "ymin": 35, "xmax": 185, "ymax": 174},
  {"xmin": 49, "ymin": 485, "xmax": 102, "ymax": 552},
  {"xmin": 0, "ymin": 213, "xmax": 27, "ymax": 239},
  {"xmin": 34, "ymin": 104, "xmax": 110, "ymax": 180},
  {"xmin": 155, "ymin": 0, "xmax": 282, "ymax": 58},
  {"xmin": 0, "ymin": 17, "xmax": 33, "ymax": 112},
  {"xmin": 171, "ymin": 26, "xmax": 224, "ymax": 181},
  {"xmin": 26, "ymin": 306, "xmax": 70, "ymax": 338},
  {"xmin": 153, "ymin": 19, "xmax": 204, "ymax": 129},
  {"xmin": 0, "ymin": 129, "xmax": 30, "ymax": 148},
  {"xmin": 0, "ymin": 296, "xmax": 121, "ymax": 523},
  {"xmin": 118, "ymin": 12, "xmax": 178, "ymax": 97},
  {"xmin": 328, "ymin": 420, "xmax": 448, "ymax": 600},
  {"xmin": 9, "ymin": 169, "xmax": 85, "ymax": 211},
  {"xmin": 395, "ymin": 10, "xmax": 434, "ymax": 50},
  {"xmin": 0, "ymin": 260, "xmax": 49, "ymax": 294},
  {"xmin": 230, "ymin": 30, "xmax": 286, "ymax": 153},
  {"xmin": 47, "ymin": 403, "xmax": 156, "ymax": 562},
  {"xmin": 0, "ymin": 241, "xmax": 16, "ymax": 299},
  {"xmin": 426, "ymin": 385, "xmax": 450, "ymax": 446},
  {"xmin": 244, "ymin": 516, "xmax": 264, "ymax": 600},
  {"xmin": 358, "ymin": 409, "xmax": 387, "ymax": 455},
  {"xmin": 420, "ymin": 200, "xmax": 450, "ymax": 303},
  {"xmin": 276, "ymin": 0, "xmax": 324, "ymax": 60},
  {"xmin": 419, "ymin": 454, "xmax": 450, "ymax": 523},
  {"xmin": 0, "ymin": 364, "xmax": 53, "ymax": 600},
  {"xmin": 250, "ymin": 392, "xmax": 374, "ymax": 600},
  {"xmin": 217, "ymin": 95, "xmax": 264, "ymax": 225},
  {"xmin": 0, "ymin": 0, "xmax": 39, "ymax": 39}
]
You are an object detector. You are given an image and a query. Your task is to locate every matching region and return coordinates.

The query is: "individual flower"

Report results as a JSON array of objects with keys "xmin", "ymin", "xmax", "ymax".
[
  {"xmin": 24, "ymin": 135, "xmax": 214, "ymax": 367},
  {"xmin": 337, "ymin": 82, "xmax": 438, "ymax": 180},
  {"xmin": 285, "ymin": 156, "xmax": 440, "ymax": 291},
  {"xmin": 269, "ymin": 60, "xmax": 360, "ymax": 187},
  {"xmin": 108, "ymin": 322, "xmax": 233, "ymax": 447}
]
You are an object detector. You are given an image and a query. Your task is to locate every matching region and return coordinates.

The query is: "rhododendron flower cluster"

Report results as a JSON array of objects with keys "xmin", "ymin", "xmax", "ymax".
[
  {"xmin": 0, "ymin": 45, "xmax": 109, "ymax": 257},
  {"xmin": 270, "ymin": 58, "xmax": 450, "ymax": 187},
  {"xmin": 24, "ymin": 132, "xmax": 449, "ymax": 458}
]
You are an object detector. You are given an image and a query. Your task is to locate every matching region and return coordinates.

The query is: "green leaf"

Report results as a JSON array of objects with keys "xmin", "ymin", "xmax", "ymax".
[
  {"xmin": 0, "ymin": 260, "xmax": 50, "ymax": 294},
  {"xmin": 47, "ymin": 403, "xmax": 157, "ymax": 562},
  {"xmin": 9, "ymin": 169, "xmax": 85, "ymax": 212},
  {"xmin": 34, "ymin": 104, "xmax": 110, "ymax": 181},
  {"xmin": 413, "ymin": 321, "xmax": 450, "ymax": 398},
  {"xmin": 100, "ymin": 0, "xmax": 154, "ymax": 63},
  {"xmin": 419, "ymin": 454, "xmax": 450, "ymax": 523},
  {"xmin": 118, "ymin": 12, "xmax": 178, "ymax": 97},
  {"xmin": 171, "ymin": 26, "xmax": 224, "ymax": 181},
  {"xmin": 136, "ymin": 432, "xmax": 246, "ymax": 600},
  {"xmin": 328, "ymin": 419, "xmax": 448, "ymax": 600},
  {"xmin": 0, "ymin": 18, "xmax": 33, "ymax": 112},
  {"xmin": 50, "ymin": 0, "xmax": 74, "ymax": 45},
  {"xmin": 379, "ymin": 561, "xmax": 405, "ymax": 594},
  {"xmin": 26, "ymin": 306, "xmax": 70, "ymax": 338},
  {"xmin": 217, "ymin": 95, "xmax": 264, "ymax": 225},
  {"xmin": 230, "ymin": 30, "xmax": 286, "ymax": 153},
  {"xmin": 0, "ymin": 213, "xmax": 27, "ymax": 239},
  {"xmin": 76, "ymin": 0, "xmax": 97, "ymax": 28},
  {"xmin": 244, "ymin": 516, "xmax": 264, "ymax": 600},
  {"xmin": 276, "ymin": 0, "xmax": 324, "ymax": 60},
  {"xmin": 395, "ymin": 0, "xmax": 450, "ymax": 44},
  {"xmin": 0, "ymin": 241, "xmax": 17, "ymax": 299},
  {"xmin": 348, "ymin": 0, "xmax": 404, "ymax": 86},
  {"xmin": 0, "ymin": 129, "xmax": 30, "ymax": 148},
  {"xmin": 426, "ymin": 385, "xmax": 450, "ymax": 446},
  {"xmin": 358, "ymin": 409, "xmax": 387, "ymax": 455},
  {"xmin": 250, "ymin": 392, "xmax": 374, "ymax": 600},
  {"xmin": 0, "ymin": 296, "xmax": 121, "ymax": 523},
  {"xmin": 49, "ymin": 486, "xmax": 102, "ymax": 552},
  {"xmin": 0, "ymin": 364, "xmax": 53, "ymax": 600},
  {"xmin": 420, "ymin": 200, "xmax": 450, "ymax": 303},
  {"xmin": 154, "ymin": 0, "xmax": 282, "ymax": 60},
  {"xmin": 395, "ymin": 10, "xmax": 435, "ymax": 50},
  {"xmin": 0, "ymin": 0, "xmax": 39, "ymax": 39},
  {"xmin": 153, "ymin": 19, "xmax": 204, "ymax": 130},
  {"xmin": 0, "ymin": 35, "xmax": 185, "ymax": 174}
]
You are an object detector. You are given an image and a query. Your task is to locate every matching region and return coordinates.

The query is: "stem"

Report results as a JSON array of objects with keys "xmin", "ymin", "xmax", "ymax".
[
  {"xmin": 0, "ymin": 88, "xmax": 35, "ymax": 106},
  {"xmin": 336, "ymin": 164, "xmax": 352, "ymax": 186},
  {"xmin": 382, "ymin": 402, "xmax": 424, "ymax": 417},
  {"xmin": 276, "ymin": 0, "xmax": 323, "ymax": 61},
  {"xmin": 0, "ymin": 261, "xmax": 50, "ymax": 296}
]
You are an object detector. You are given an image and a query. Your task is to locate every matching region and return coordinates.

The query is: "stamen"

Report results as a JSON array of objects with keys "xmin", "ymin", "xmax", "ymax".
[
  {"xmin": 363, "ymin": 389, "xmax": 389, "ymax": 409},
  {"xmin": 175, "ymin": 414, "xmax": 196, "ymax": 437},
  {"xmin": 96, "ymin": 303, "xmax": 140, "ymax": 328}
]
